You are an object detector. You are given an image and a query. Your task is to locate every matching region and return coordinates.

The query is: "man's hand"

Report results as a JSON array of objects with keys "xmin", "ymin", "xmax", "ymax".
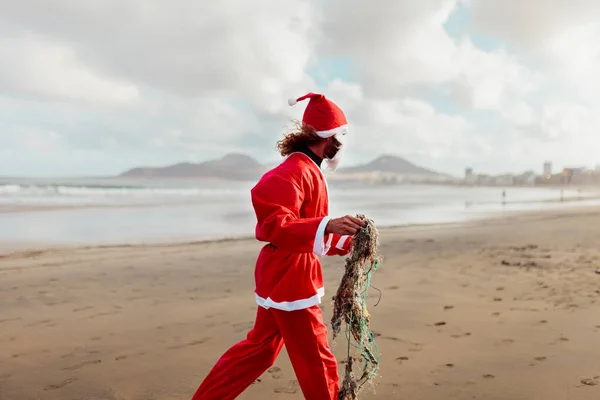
[{"xmin": 325, "ymin": 215, "xmax": 367, "ymax": 236}]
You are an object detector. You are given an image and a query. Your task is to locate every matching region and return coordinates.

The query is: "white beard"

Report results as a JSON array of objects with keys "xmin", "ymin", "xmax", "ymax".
[
  {"xmin": 323, "ymin": 144, "xmax": 345, "ymax": 172},
  {"xmin": 323, "ymin": 155, "xmax": 341, "ymax": 172}
]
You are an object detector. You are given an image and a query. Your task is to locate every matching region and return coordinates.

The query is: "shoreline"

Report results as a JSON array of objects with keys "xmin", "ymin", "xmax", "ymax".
[{"xmin": 3, "ymin": 205, "xmax": 599, "ymax": 258}]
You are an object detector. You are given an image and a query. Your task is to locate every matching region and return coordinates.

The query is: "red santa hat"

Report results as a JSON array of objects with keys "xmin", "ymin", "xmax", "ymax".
[{"xmin": 288, "ymin": 93, "xmax": 348, "ymax": 138}]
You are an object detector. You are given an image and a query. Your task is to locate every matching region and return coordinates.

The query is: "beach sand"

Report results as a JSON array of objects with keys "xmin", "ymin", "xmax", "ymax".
[{"xmin": 1, "ymin": 208, "xmax": 600, "ymax": 400}]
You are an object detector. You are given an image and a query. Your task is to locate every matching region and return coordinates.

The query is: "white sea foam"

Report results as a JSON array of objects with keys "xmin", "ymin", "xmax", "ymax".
[{"xmin": 0, "ymin": 180, "xmax": 252, "ymax": 206}]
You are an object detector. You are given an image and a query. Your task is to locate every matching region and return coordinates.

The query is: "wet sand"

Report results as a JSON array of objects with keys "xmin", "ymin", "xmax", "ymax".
[{"xmin": 1, "ymin": 208, "xmax": 600, "ymax": 399}]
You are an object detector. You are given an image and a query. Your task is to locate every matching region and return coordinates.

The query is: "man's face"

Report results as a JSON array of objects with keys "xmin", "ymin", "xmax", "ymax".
[
  {"xmin": 323, "ymin": 133, "xmax": 346, "ymax": 172},
  {"xmin": 324, "ymin": 135, "xmax": 343, "ymax": 159}
]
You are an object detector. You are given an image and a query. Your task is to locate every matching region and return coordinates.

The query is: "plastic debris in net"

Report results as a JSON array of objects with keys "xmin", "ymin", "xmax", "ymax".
[{"xmin": 331, "ymin": 214, "xmax": 382, "ymax": 400}]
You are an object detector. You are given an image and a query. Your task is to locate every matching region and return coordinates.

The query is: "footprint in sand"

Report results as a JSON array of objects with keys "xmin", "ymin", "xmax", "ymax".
[
  {"xmin": 274, "ymin": 380, "xmax": 300, "ymax": 394},
  {"xmin": 115, "ymin": 351, "xmax": 146, "ymax": 361},
  {"xmin": 26, "ymin": 319, "xmax": 52, "ymax": 327},
  {"xmin": 451, "ymin": 332, "xmax": 472, "ymax": 339},
  {"xmin": 268, "ymin": 366, "xmax": 283, "ymax": 379},
  {"xmin": 494, "ymin": 339, "xmax": 514, "ymax": 347},
  {"xmin": 233, "ymin": 321, "xmax": 254, "ymax": 333},
  {"xmin": 482, "ymin": 374, "xmax": 495, "ymax": 379},
  {"xmin": 378, "ymin": 335, "xmax": 402, "ymax": 342},
  {"xmin": 167, "ymin": 338, "xmax": 210, "ymax": 350},
  {"xmin": 395, "ymin": 356, "xmax": 409, "ymax": 365},
  {"xmin": 62, "ymin": 359, "xmax": 102, "ymax": 371},
  {"xmin": 409, "ymin": 343, "xmax": 424, "ymax": 352},
  {"xmin": 550, "ymin": 336, "xmax": 569, "ymax": 345},
  {"xmin": 73, "ymin": 306, "xmax": 93, "ymax": 312},
  {"xmin": 0, "ymin": 317, "xmax": 21, "ymax": 324},
  {"xmin": 89, "ymin": 311, "xmax": 120, "ymax": 319},
  {"xmin": 44, "ymin": 377, "xmax": 78, "ymax": 390},
  {"xmin": 510, "ymin": 307, "xmax": 540, "ymax": 312},
  {"xmin": 580, "ymin": 378, "xmax": 599, "ymax": 386}
]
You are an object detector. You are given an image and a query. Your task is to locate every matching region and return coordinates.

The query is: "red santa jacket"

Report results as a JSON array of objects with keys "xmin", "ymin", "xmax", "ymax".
[{"xmin": 250, "ymin": 152, "xmax": 352, "ymax": 311}]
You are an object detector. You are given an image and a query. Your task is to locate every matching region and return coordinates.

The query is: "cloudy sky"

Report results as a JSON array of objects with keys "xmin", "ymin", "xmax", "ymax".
[{"xmin": 1, "ymin": 0, "xmax": 599, "ymax": 177}]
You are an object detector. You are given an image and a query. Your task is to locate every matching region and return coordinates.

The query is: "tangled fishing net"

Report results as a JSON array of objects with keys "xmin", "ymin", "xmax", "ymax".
[{"xmin": 331, "ymin": 214, "xmax": 383, "ymax": 400}]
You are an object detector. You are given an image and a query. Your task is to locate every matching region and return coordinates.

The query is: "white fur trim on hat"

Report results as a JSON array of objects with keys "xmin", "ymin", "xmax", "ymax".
[
  {"xmin": 288, "ymin": 98, "xmax": 297, "ymax": 106},
  {"xmin": 315, "ymin": 124, "xmax": 348, "ymax": 138}
]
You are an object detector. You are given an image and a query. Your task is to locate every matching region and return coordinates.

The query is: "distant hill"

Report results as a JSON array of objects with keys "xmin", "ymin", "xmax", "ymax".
[
  {"xmin": 119, "ymin": 153, "xmax": 266, "ymax": 180},
  {"xmin": 339, "ymin": 155, "xmax": 442, "ymax": 176},
  {"xmin": 118, "ymin": 153, "xmax": 450, "ymax": 182}
]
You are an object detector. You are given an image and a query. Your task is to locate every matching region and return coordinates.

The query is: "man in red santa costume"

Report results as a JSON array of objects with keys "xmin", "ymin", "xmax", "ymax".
[{"xmin": 191, "ymin": 93, "xmax": 366, "ymax": 400}]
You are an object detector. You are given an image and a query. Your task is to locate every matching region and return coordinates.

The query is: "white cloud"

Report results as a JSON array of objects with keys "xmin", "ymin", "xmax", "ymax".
[
  {"xmin": 471, "ymin": 0, "xmax": 600, "ymax": 50},
  {"xmin": 0, "ymin": 35, "xmax": 139, "ymax": 105},
  {"xmin": 501, "ymin": 100, "xmax": 534, "ymax": 126},
  {"xmin": 0, "ymin": 0, "xmax": 317, "ymax": 113},
  {"xmin": 0, "ymin": 0, "xmax": 599, "ymax": 176},
  {"xmin": 471, "ymin": 0, "xmax": 600, "ymax": 98},
  {"xmin": 320, "ymin": 80, "xmax": 473, "ymax": 171},
  {"xmin": 321, "ymin": 0, "xmax": 538, "ymax": 106}
]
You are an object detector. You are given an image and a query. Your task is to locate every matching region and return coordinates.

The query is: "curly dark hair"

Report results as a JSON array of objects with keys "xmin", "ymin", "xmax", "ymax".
[{"xmin": 276, "ymin": 120, "xmax": 324, "ymax": 157}]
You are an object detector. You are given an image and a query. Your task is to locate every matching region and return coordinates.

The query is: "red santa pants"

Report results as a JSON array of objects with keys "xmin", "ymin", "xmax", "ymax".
[{"xmin": 191, "ymin": 304, "xmax": 339, "ymax": 400}]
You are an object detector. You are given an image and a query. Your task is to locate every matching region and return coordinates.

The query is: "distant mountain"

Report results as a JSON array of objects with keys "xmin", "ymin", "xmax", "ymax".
[
  {"xmin": 339, "ymin": 155, "xmax": 443, "ymax": 176},
  {"xmin": 119, "ymin": 153, "xmax": 266, "ymax": 180},
  {"xmin": 118, "ymin": 153, "xmax": 450, "ymax": 182}
]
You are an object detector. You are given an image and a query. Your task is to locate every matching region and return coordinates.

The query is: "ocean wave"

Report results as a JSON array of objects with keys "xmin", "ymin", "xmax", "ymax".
[
  {"xmin": 0, "ymin": 183, "xmax": 246, "ymax": 197},
  {"xmin": 0, "ymin": 182, "xmax": 252, "ymax": 207},
  {"xmin": 0, "ymin": 184, "xmax": 21, "ymax": 194}
]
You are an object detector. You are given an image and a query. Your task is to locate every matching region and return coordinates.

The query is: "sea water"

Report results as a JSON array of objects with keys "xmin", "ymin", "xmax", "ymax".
[{"xmin": 1, "ymin": 177, "xmax": 599, "ymax": 247}]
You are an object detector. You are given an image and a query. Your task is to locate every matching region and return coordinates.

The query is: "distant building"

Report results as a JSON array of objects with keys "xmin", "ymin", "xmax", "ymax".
[
  {"xmin": 464, "ymin": 167, "xmax": 477, "ymax": 185},
  {"xmin": 495, "ymin": 174, "xmax": 515, "ymax": 186},
  {"xmin": 477, "ymin": 174, "xmax": 493, "ymax": 185},
  {"xmin": 515, "ymin": 170, "xmax": 536, "ymax": 185},
  {"xmin": 562, "ymin": 167, "xmax": 586, "ymax": 184},
  {"xmin": 543, "ymin": 161, "xmax": 552, "ymax": 176}
]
